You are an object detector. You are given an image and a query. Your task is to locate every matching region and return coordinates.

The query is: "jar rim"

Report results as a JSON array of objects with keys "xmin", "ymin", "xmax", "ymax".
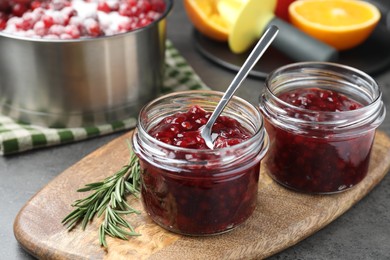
[
  {"xmin": 265, "ymin": 61, "xmax": 382, "ymax": 114},
  {"xmin": 137, "ymin": 90, "xmax": 266, "ymax": 154},
  {"xmin": 260, "ymin": 62, "xmax": 386, "ymax": 136}
]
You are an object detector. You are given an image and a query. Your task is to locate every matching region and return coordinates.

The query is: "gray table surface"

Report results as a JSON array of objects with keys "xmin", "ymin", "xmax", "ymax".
[{"xmin": 1, "ymin": 1, "xmax": 390, "ymax": 259}]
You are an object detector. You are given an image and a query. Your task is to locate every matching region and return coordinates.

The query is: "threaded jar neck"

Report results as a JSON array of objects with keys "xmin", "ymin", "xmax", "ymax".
[
  {"xmin": 133, "ymin": 90, "xmax": 269, "ymax": 176},
  {"xmin": 260, "ymin": 62, "xmax": 386, "ymax": 138}
]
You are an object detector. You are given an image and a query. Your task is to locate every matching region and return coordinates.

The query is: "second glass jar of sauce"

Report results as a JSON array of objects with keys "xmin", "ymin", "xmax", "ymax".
[{"xmin": 259, "ymin": 62, "xmax": 385, "ymax": 194}]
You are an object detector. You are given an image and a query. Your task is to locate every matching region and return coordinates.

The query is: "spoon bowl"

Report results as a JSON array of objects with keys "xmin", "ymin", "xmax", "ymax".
[{"xmin": 200, "ymin": 25, "xmax": 279, "ymax": 149}]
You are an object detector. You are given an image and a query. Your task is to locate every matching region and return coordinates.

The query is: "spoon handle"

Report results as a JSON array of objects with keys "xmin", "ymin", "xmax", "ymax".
[{"xmin": 204, "ymin": 25, "xmax": 279, "ymax": 130}]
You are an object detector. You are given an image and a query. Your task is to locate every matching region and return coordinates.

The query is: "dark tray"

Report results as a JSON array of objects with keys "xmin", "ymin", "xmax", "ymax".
[{"xmin": 194, "ymin": 15, "xmax": 390, "ymax": 79}]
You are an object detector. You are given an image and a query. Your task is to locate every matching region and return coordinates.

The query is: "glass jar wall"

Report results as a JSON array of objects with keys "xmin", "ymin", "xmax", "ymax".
[
  {"xmin": 259, "ymin": 62, "xmax": 385, "ymax": 194},
  {"xmin": 132, "ymin": 90, "xmax": 269, "ymax": 235}
]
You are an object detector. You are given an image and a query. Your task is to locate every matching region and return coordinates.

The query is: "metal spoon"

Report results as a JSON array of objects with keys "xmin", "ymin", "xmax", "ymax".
[{"xmin": 200, "ymin": 25, "xmax": 279, "ymax": 149}]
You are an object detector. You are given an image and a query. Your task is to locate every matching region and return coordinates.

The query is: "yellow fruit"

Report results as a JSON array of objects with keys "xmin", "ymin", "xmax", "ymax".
[
  {"xmin": 217, "ymin": 0, "xmax": 242, "ymax": 27},
  {"xmin": 228, "ymin": 0, "xmax": 277, "ymax": 53},
  {"xmin": 289, "ymin": 0, "xmax": 381, "ymax": 50}
]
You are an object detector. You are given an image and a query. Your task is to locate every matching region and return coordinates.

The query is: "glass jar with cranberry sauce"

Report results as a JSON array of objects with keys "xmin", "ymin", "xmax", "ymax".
[
  {"xmin": 132, "ymin": 90, "xmax": 269, "ymax": 235},
  {"xmin": 259, "ymin": 62, "xmax": 386, "ymax": 194}
]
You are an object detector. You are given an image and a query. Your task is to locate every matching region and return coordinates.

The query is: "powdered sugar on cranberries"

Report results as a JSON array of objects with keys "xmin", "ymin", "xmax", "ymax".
[{"xmin": 0, "ymin": 0, "xmax": 166, "ymax": 39}]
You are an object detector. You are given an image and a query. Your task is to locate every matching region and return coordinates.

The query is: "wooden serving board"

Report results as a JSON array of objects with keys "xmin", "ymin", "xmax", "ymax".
[{"xmin": 14, "ymin": 131, "xmax": 390, "ymax": 260}]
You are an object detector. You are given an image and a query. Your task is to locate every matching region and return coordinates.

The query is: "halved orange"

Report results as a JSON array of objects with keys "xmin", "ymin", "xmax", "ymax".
[
  {"xmin": 183, "ymin": 0, "xmax": 231, "ymax": 42},
  {"xmin": 289, "ymin": 0, "xmax": 381, "ymax": 50}
]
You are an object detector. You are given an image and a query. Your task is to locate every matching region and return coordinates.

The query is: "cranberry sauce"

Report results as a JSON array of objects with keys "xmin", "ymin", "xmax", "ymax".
[
  {"xmin": 135, "ymin": 103, "xmax": 265, "ymax": 235},
  {"xmin": 140, "ymin": 154, "xmax": 260, "ymax": 235},
  {"xmin": 0, "ymin": 0, "xmax": 166, "ymax": 39},
  {"xmin": 149, "ymin": 105, "xmax": 252, "ymax": 149},
  {"xmin": 278, "ymin": 88, "xmax": 362, "ymax": 112},
  {"xmin": 264, "ymin": 87, "xmax": 375, "ymax": 193}
]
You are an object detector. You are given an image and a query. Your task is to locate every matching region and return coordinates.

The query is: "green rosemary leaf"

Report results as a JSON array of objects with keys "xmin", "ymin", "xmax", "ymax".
[
  {"xmin": 103, "ymin": 225, "xmax": 116, "ymax": 238},
  {"xmin": 99, "ymin": 224, "xmax": 108, "ymax": 248},
  {"xmin": 116, "ymin": 217, "xmax": 135, "ymax": 233},
  {"xmin": 115, "ymin": 225, "xmax": 140, "ymax": 237},
  {"xmin": 115, "ymin": 209, "xmax": 139, "ymax": 215},
  {"xmin": 81, "ymin": 205, "xmax": 94, "ymax": 230},
  {"xmin": 103, "ymin": 208, "xmax": 110, "ymax": 228},
  {"xmin": 122, "ymin": 200, "xmax": 141, "ymax": 214},
  {"xmin": 107, "ymin": 223, "xmax": 128, "ymax": 240},
  {"xmin": 96, "ymin": 201, "xmax": 108, "ymax": 218},
  {"xmin": 114, "ymin": 213, "xmax": 129, "ymax": 227},
  {"xmin": 110, "ymin": 192, "xmax": 117, "ymax": 208},
  {"xmin": 64, "ymin": 215, "xmax": 82, "ymax": 230},
  {"xmin": 88, "ymin": 209, "xmax": 97, "ymax": 221},
  {"xmin": 61, "ymin": 208, "xmax": 83, "ymax": 224},
  {"xmin": 62, "ymin": 146, "xmax": 142, "ymax": 248},
  {"xmin": 85, "ymin": 181, "xmax": 105, "ymax": 187},
  {"xmin": 106, "ymin": 206, "xmax": 118, "ymax": 223},
  {"xmin": 115, "ymin": 178, "xmax": 123, "ymax": 203},
  {"xmin": 77, "ymin": 181, "xmax": 105, "ymax": 192},
  {"xmin": 96, "ymin": 192, "xmax": 111, "ymax": 216},
  {"xmin": 72, "ymin": 191, "xmax": 100, "ymax": 207},
  {"xmin": 124, "ymin": 181, "xmax": 139, "ymax": 195},
  {"xmin": 92, "ymin": 197, "xmax": 101, "ymax": 213}
]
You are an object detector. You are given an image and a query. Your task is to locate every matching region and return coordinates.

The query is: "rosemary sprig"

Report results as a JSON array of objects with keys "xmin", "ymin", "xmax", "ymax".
[{"xmin": 62, "ymin": 141, "xmax": 141, "ymax": 247}]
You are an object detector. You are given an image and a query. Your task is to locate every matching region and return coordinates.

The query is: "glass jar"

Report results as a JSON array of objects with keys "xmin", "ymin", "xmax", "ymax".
[
  {"xmin": 259, "ymin": 62, "xmax": 386, "ymax": 194},
  {"xmin": 132, "ymin": 90, "xmax": 269, "ymax": 235}
]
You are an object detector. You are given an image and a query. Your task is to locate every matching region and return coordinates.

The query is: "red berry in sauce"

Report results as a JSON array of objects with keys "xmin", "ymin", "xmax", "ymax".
[
  {"xmin": 278, "ymin": 88, "xmax": 363, "ymax": 112},
  {"xmin": 149, "ymin": 105, "xmax": 252, "ymax": 149},
  {"xmin": 264, "ymin": 87, "xmax": 374, "ymax": 193}
]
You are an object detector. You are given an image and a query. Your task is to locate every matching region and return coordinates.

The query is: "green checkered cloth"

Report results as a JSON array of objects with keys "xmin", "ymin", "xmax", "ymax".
[{"xmin": 0, "ymin": 41, "xmax": 208, "ymax": 156}]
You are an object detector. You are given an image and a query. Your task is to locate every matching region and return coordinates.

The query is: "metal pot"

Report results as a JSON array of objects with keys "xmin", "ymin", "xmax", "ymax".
[{"xmin": 0, "ymin": 0, "xmax": 173, "ymax": 128}]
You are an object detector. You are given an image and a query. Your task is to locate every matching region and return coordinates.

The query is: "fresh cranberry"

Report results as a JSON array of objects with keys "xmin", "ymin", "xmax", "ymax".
[
  {"xmin": 42, "ymin": 14, "xmax": 54, "ymax": 28},
  {"xmin": 83, "ymin": 18, "xmax": 101, "ymax": 37},
  {"xmin": 61, "ymin": 6, "xmax": 77, "ymax": 20},
  {"xmin": 126, "ymin": 0, "xmax": 138, "ymax": 7},
  {"xmin": 97, "ymin": 1, "xmax": 111, "ymax": 13},
  {"xmin": 51, "ymin": 11, "xmax": 68, "ymax": 25},
  {"xmin": 150, "ymin": 0, "xmax": 165, "ymax": 12},
  {"xmin": 117, "ymin": 17, "xmax": 133, "ymax": 31},
  {"xmin": 118, "ymin": 3, "xmax": 132, "ymax": 16},
  {"xmin": 0, "ymin": 13, "xmax": 7, "ymax": 29},
  {"xmin": 0, "ymin": 0, "xmax": 167, "ymax": 39},
  {"xmin": 30, "ymin": 1, "xmax": 42, "ymax": 10},
  {"xmin": 137, "ymin": 0, "xmax": 152, "ymax": 13},
  {"xmin": 60, "ymin": 33, "xmax": 72, "ymax": 39},
  {"xmin": 48, "ymin": 24, "xmax": 65, "ymax": 35},
  {"xmin": 33, "ymin": 20, "xmax": 46, "ymax": 36},
  {"xmin": 64, "ymin": 24, "xmax": 80, "ymax": 38},
  {"xmin": 50, "ymin": 0, "xmax": 71, "ymax": 11},
  {"xmin": 137, "ymin": 17, "xmax": 151, "ymax": 27},
  {"xmin": 12, "ymin": 0, "xmax": 31, "ymax": 4},
  {"xmin": 0, "ymin": 2, "xmax": 10, "ymax": 12},
  {"xmin": 12, "ymin": 3, "xmax": 28, "ymax": 17},
  {"xmin": 264, "ymin": 87, "xmax": 373, "ymax": 193}
]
